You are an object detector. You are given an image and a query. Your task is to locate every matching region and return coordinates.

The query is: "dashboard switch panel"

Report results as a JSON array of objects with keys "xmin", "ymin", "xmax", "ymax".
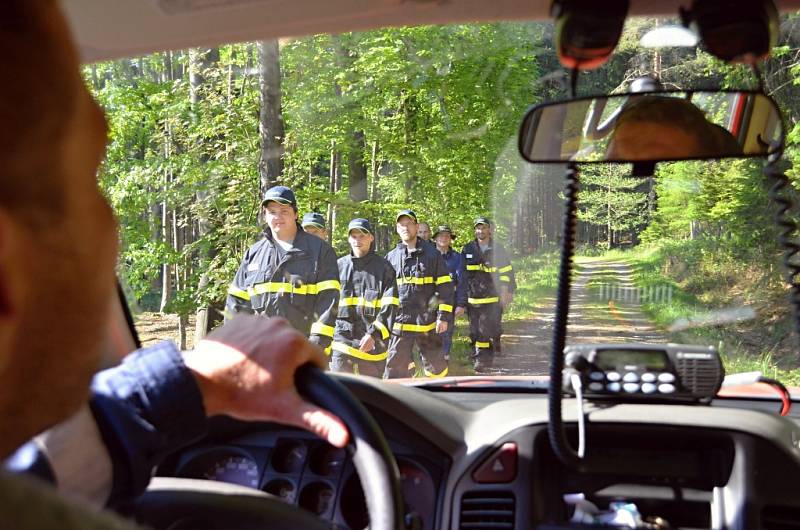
[{"xmin": 473, "ymin": 442, "xmax": 518, "ymax": 483}]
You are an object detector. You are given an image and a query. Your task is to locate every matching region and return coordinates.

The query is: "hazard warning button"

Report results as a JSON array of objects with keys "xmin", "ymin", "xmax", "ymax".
[{"xmin": 472, "ymin": 442, "xmax": 518, "ymax": 483}]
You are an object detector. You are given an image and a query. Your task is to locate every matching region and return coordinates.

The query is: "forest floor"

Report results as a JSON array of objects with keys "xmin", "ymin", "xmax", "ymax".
[
  {"xmin": 133, "ymin": 257, "xmax": 664, "ymax": 378},
  {"xmin": 134, "ymin": 312, "xmax": 197, "ymax": 351},
  {"xmin": 482, "ymin": 258, "xmax": 664, "ymax": 376}
]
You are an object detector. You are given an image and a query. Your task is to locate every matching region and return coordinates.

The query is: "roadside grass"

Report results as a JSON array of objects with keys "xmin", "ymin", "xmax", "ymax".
[
  {"xmin": 503, "ymin": 251, "xmax": 560, "ymax": 321},
  {"xmin": 598, "ymin": 241, "xmax": 800, "ymax": 384}
]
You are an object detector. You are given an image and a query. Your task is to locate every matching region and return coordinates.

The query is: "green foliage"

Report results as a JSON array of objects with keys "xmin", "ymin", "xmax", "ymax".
[
  {"xmin": 578, "ymin": 164, "xmax": 649, "ymax": 244},
  {"xmin": 640, "ymin": 159, "xmax": 775, "ymax": 257},
  {"xmin": 88, "ymin": 15, "xmax": 800, "ymax": 377},
  {"xmin": 88, "ymin": 24, "xmax": 541, "ymax": 314}
]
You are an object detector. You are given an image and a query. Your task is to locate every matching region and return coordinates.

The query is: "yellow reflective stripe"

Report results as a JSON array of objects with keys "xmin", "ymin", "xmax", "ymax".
[
  {"xmin": 228, "ymin": 285, "xmax": 250, "ymax": 300},
  {"xmin": 392, "ymin": 322, "xmax": 436, "ymax": 333},
  {"xmin": 476, "ymin": 341, "xmax": 491, "ymax": 348},
  {"xmin": 381, "ymin": 296, "xmax": 400, "ymax": 306},
  {"xmin": 250, "ymin": 280, "xmax": 342, "ymax": 296},
  {"xmin": 374, "ymin": 321, "xmax": 390, "ymax": 340},
  {"xmin": 223, "ymin": 308, "xmax": 236, "ymax": 320},
  {"xmin": 397, "ymin": 276, "xmax": 434, "ymax": 286},
  {"xmin": 424, "ymin": 366, "xmax": 449, "ymax": 378},
  {"xmin": 339, "ymin": 296, "xmax": 379, "ymax": 308},
  {"xmin": 310, "ymin": 322, "xmax": 335, "ymax": 337},
  {"xmin": 339, "ymin": 295, "xmax": 400, "ymax": 309},
  {"xmin": 435, "ymin": 275, "xmax": 452, "ymax": 285},
  {"xmin": 331, "ymin": 342, "xmax": 388, "ymax": 361},
  {"xmin": 250, "ymin": 282, "xmax": 305, "ymax": 295},
  {"xmin": 315, "ymin": 280, "xmax": 341, "ymax": 292},
  {"xmin": 500, "ymin": 275, "xmax": 511, "ymax": 282},
  {"xmin": 468, "ymin": 297, "xmax": 500, "ymax": 305},
  {"xmin": 498, "ymin": 265, "xmax": 513, "ymax": 273},
  {"xmin": 466, "ymin": 264, "xmax": 497, "ymax": 273},
  {"xmin": 439, "ymin": 304, "xmax": 453, "ymax": 313}
]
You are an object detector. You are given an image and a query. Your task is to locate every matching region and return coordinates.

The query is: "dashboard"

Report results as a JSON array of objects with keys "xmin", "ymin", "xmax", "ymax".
[{"xmin": 154, "ymin": 375, "xmax": 800, "ymax": 530}]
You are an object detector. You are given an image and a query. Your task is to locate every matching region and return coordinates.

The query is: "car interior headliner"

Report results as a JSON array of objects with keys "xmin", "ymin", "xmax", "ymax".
[{"xmin": 65, "ymin": 0, "xmax": 800, "ymax": 64}]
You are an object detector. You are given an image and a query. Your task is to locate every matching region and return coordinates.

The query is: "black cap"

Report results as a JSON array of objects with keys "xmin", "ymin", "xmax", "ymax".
[
  {"xmin": 396, "ymin": 209, "xmax": 418, "ymax": 223},
  {"xmin": 301, "ymin": 212, "xmax": 326, "ymax": 229},
  {"xmin": 262, "ymin": 186, "xmax": 297, "ymax": 209},
  {"xmin": 474, "ymin": 216, "xmax": 492, "ymax": 227},
  {"xmin": 348, "ymin": 218, "xmax": 373, "ymax": 235},
  {"xmin": 433, "ymin": 225, "xmax": 456, "ymax": 240}
]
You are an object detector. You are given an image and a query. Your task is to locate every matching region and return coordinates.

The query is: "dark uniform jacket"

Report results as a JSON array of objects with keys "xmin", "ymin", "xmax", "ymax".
[
  {"xmin": 441, "ymin": 248, "xmax": 468, "ymax": 310},
  {"xmin": 385, "ymin": 238, "xmax": 455, "ymax": 333},
  {"xmin": 462, "ymin": 238, "xmax": 516, "ymax": 304},
  {"xmin": 332, "ymin": 251, "xmax": 399, "ymax": 361},
  {"xmin": 226, "ymin": 226, "xmax": 340, "ymax": 348}
]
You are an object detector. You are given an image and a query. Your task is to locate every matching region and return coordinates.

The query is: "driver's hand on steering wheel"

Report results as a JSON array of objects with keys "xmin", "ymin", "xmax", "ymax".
[{"xmin": 182, "ymin": 315, "xmax": 349, "ymax": 448}]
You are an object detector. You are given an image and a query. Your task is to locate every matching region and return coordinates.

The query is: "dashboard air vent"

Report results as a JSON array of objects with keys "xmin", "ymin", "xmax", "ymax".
[
  {"xmin": 460, "ymin": 490, "xmax": 515, "ymax": 530},
  {"xmin": 762, "ymin": 505, "xmax": 800, "ymax": 529}
]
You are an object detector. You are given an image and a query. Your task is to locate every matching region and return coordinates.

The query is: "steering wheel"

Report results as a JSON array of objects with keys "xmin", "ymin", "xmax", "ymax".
[{"xmin": 128, "ymin": 364, "xmax": 405, "ymax": 530}]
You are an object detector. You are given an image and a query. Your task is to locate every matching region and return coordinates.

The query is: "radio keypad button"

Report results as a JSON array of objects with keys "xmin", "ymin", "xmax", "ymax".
[
  {"xmin": 641, "ymin": 383, "xmax": 657, "ymax": 394},
  {"xmin": 588, "ymin": 382, "xmax": 604, "ymax": 391},
  {"xmin": 658, "ymin": 383, "xmax": 676, "ymax": 394},
  {"xmin": 623, "ymin": 383, "xmax": 640, "ymax": 393},
  {"xmin": 641, "ymin": 373, "xmax": 656, "ymax": 383},
  {"xmin": 606, "ymin": 372, "xmax": 621, "ymax": 382},
  {"xmin": 658, "ymin": 373, "xmax": 676, "ymax": 383},
  {"xmin": 623, "ymin": 372, "xmax": 639, "ymax": 383},
  {"xmin": 607, "ymin": 382, "xmax": 621, "ymax": 392},
  {"xmin": 589, "ymin": 372, "xmax": 605, "ymax": 381}
]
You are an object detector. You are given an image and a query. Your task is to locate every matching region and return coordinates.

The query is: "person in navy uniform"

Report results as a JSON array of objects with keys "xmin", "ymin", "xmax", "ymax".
[
  {"xmin": 226, "ymin": 186, "xmax": 340, "ymax": 351},
  {"xmin": 330, "ymin": 219, "xmax": 399, "ymax": 377},
  {"xmin": 384, "ymin": 210, "xmax": 454, "ymax": 379},
  {"xmin": 461, "ymin": 217, "xmax": 516, "ymax": 371},
  {"xmin": 432, "ymin": 225, "xmax": 467, "ymax": 360}
]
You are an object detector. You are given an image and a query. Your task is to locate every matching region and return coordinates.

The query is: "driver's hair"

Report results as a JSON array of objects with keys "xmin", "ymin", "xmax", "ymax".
[
  {"xmin": 613, "ymin": 95, "xmax": 742, "ymax": 157},
  {"xmin": 0, "ymin": 1, "xmax": 75, "ymax": 227}
]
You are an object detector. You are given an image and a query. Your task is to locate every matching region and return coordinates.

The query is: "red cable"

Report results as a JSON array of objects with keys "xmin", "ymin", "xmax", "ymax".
[{"xmin": 759, "ymin": 377, "xmax": 791, "ymax": 416}]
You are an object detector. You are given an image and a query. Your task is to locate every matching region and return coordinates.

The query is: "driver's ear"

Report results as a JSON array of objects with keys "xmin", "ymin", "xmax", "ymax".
[{"xmin": 0, "ymin": 209, "xmax": 26, "ymax": 354}]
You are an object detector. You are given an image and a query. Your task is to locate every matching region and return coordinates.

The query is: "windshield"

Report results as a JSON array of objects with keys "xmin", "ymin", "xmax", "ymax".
[{"xmin": 89, "ymin": 16, "xmax": 800, "ymax": 385}]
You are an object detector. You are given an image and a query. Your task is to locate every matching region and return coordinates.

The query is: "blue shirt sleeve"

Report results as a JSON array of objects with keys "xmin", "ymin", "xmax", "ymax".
[
  {"xmin": 5, "ymin": 341, "xmax": 208, "ymax": 506},
  {"xmin": 91, "ymin": 341, "xmax": 208, "ymax": 505}
]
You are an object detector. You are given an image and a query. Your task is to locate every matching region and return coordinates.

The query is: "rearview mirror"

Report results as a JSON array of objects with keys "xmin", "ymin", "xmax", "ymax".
[{"xmin": 518, "ymin": 90, "xmax": 784, "ymax": 164}]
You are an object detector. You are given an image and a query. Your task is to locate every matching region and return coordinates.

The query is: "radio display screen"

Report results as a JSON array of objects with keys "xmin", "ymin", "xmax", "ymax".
[{"xmin": 595, "ymin": 349, "xmax": 668, "ymax": 370}]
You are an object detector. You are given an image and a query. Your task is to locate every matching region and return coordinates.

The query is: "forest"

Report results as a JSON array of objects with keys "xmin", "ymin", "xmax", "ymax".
[{"xmin": 88, "ymin": 16, "xmax": 800, "ymax": 366}]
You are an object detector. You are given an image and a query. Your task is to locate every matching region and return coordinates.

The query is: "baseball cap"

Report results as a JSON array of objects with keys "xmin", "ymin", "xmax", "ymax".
[
  {"xmin": 348, "ymin": 218, "xmax": 373, "ymax": 235},
  {"xmin": 433, "ymin": 225, "xmax": 456, "ymax": 239},
  {"xmin": 474, "ymin": 216, "xmax": 492, "ymax": 227},
  {"xmin": 395, "ymin": 209, "xmax": 418, "ymax": 223},
  {"xmin": 262, "ymin": 186, "xmax": 297, "ymax": 209},
  {"xmin": 301, "ymin": 212, "xmax": 326, "ymax": 229}
]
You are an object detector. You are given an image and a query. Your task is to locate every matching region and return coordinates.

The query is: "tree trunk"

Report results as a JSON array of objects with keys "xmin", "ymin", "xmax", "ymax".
[
  {"xmin": 159, "ymin": 174, "xmax": 172, "ymax": 312},
  {"xmin": 188, "ymin": 48, "xmax": 226, "ymax": 344},
  {"xmin": 258, "ymin": 39, "xmax": 285, "ymax": 193},
  {"xmin": 348, "ymin": 130, "xmax": 368, "ymax": 201},
  {"xmin": 327, "ymin": 141, "xmax": 338, "ymax": 241},
  {"xmin": 370, "ymin": 140, "xmax": 380, "ymax": 202}
]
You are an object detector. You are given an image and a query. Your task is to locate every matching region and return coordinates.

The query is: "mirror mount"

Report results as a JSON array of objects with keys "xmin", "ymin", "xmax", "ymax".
[{"xmin": 632, "ymin": 161, "xmax": 656, "ymax": 177}]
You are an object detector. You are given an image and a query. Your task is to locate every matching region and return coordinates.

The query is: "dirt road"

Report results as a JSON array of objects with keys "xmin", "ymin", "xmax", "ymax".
[{"xmin": 486, "ymin": 258, "xmax": 665, "ymax": 376}]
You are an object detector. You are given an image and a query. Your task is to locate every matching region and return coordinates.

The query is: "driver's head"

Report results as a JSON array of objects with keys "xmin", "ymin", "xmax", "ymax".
[
  {"xmin": 607, "ymin": 96, "xmax": 742, "ymax": 161},
  {"xmin": 0, "ymin": 1, "xmax": 118, "ymax": 457}
]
